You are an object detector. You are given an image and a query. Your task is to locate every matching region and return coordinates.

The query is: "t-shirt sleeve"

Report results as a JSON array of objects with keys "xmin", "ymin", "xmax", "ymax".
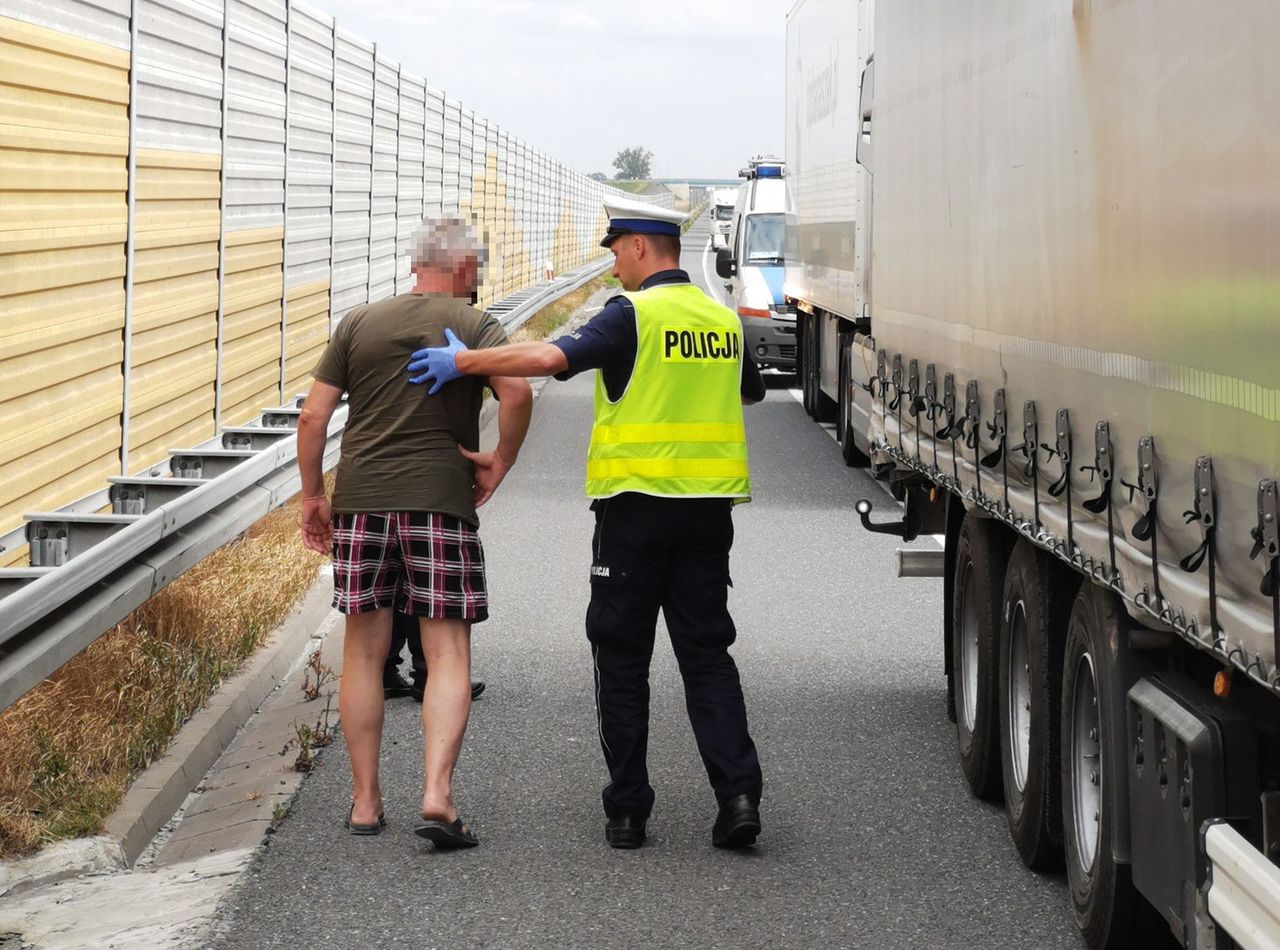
[
  {"xmin": 312, "ymin": 312, "xmax": 353, "ymax": 389},
  {"xmin": 470, "ymin": 312, "xmax": 509, "ymax": 351},
  {"xmin": 549, "ymin": 296, "xmax": 636, "ymax": 381}
]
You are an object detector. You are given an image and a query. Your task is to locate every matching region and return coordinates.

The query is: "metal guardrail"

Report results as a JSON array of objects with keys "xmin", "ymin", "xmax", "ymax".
[
  {"xmin": 0, "ymin": 405, "xmax": 347, "ymax": 714},
  {"xmin": 0, "ymin": 260, "xmax": 614, "ymax": 715},
  {"xmin": 1203, "ymin": 821, "xmax": 1280, "ymax": 949},
  {"xmin": 486, "ymin": 254, "xmax": 613, "ymax": 333}
]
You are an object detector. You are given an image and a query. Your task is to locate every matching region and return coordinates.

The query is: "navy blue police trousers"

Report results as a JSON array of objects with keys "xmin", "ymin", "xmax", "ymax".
[{"xmin": 586, "ymin": 492, "xmax": 763, "ymax": 819}]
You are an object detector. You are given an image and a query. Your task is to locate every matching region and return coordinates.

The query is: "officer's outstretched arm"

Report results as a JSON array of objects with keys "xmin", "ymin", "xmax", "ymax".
[{"xmin": 457, "ymin": 342, "xmax": 567, "ymax": 379}]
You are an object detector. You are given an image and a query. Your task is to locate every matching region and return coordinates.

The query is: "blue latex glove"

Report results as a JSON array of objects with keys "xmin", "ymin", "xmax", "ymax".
[{"xmin": 407, "ymin": 328, "xmax": 468, "ymax": 394}]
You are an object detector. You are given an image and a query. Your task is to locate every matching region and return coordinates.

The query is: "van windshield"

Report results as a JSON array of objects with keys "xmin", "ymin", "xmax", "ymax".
[
  {"xmin": 713, "ymin": 206, "xmax": 734, "ymax": 221},
  {"xmin": 744, "ymin": 213, "xmax": 784, "ymax": 264}
]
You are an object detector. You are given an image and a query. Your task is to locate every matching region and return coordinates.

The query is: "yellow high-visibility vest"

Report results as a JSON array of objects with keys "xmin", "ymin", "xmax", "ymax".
[{"xmin": 586, "ymin": 283, "xmax": 751, "ymax": 499}]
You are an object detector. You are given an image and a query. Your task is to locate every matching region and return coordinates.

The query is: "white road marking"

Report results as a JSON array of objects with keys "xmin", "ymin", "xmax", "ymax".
[
  {"xmin": 701, "ymin": 237, "xmax": 727, "ymax": 306},
  {"xmin": 782, "ymin": 385, "xmax": 906, "ymax": 508}
]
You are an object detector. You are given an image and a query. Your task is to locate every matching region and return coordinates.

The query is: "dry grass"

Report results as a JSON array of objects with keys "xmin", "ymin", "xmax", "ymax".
[{"xmin": 0, "ymin": 487, "xmax": 328, "ymax": 858}]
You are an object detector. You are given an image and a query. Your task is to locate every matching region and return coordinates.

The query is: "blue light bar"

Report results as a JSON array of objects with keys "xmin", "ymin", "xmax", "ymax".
[{"xmin": 755, "ymin": 164, "xmax": 783, "ymax": 178}]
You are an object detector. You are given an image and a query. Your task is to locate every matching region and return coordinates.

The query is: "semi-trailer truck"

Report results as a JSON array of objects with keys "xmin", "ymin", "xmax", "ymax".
[{"xmin": 784, "ymin": 1, "xmax": 1280, "ymax": 948}]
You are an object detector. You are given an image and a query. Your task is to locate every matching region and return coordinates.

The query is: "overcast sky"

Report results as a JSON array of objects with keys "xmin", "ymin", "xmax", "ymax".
[{"xmin": 310, "ymin": 0, "xmax": 790, "ymax": 180}]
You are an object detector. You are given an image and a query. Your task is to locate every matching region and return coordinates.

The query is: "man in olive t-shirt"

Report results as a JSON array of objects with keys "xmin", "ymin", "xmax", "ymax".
[
  {"xmin": 297, "ymin": 216, "xmax": 532, "ymax": 847},
  {"xmin": 313, "ymin": 293, "xmax": 508, "ymax": 523}
]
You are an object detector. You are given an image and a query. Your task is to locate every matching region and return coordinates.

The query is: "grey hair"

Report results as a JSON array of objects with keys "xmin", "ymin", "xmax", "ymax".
[{"xmin": 409, "ymin": 216, "xmax": 487, "ymax": 269}]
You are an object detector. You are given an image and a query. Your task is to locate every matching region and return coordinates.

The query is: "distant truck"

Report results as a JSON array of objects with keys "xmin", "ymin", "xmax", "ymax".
[
  {"xmin": 709, "ymin": 187, "xmax": 736, "ymax": 251},
  {"xmin": 786, "ymin": 1, "xmax": 1280, "ymax": 949},
  {"xmin": 715, "ymin": 158, "xmax": 797, "ymax": 371}
]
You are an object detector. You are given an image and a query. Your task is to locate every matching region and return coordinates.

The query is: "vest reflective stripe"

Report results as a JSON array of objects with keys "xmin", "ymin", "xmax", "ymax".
[
  {"xmin": 586, "ymin": 283, "xmax": 751, "ymax": 500},
  {"xmin": 586, "ymin": 458, "xmax": 751, "ymax": 481},
  {"xmin": 590, "ymin": 422, "xmax": 747, "ymax": 445}
]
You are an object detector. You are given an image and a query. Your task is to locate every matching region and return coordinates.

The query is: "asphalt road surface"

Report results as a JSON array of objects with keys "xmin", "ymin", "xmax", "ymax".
[{"xmin": 213, "ymin": 214, "xmax": 1079, "ymax": 949}]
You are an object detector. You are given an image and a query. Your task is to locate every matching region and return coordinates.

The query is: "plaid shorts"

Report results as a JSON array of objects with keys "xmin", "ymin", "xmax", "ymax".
[{"xmin": 331, "ymin": 512, "xmax": 488, "ymax": 621}]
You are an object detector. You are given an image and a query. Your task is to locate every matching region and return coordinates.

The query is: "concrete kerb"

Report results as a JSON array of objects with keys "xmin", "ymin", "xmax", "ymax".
[
  {"xmin": 104, "ymin": 574, "xmax": 338, "ymax": 866},
  {"xmin": 0, "ymin": 571, "xmax": 337, "ymax": 898}
]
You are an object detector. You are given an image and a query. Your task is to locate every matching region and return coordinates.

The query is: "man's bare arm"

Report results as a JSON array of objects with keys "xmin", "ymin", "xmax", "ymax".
[
  {"xmin": 297, "ymin": 381, "xmax": 343, "ymax": 496},
  {"xmin": 461, "ymin": 374, "xmax": 534, "ymax": 507},
  {"xmin": 489, "ymin": 375, "xmax": 533, "ymax": 466},
  {"xmin": 296, "ymin": 381, "xmax": 343, "ymax": 553}
]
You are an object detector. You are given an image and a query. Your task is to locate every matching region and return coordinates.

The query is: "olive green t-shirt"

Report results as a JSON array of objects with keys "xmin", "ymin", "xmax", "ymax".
[{"xmin": 313, "ymin": 292, "xmax": 508, "ymax": 526}]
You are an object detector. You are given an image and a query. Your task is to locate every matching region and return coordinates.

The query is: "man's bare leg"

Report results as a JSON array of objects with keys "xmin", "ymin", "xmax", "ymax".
[
  {"xmin": 418, "ymin": 617, "xmax": 472, "ymax": 820},
  {"xmin": 339, "ymin": 609, "xmax": 392, "ymax": 825}
]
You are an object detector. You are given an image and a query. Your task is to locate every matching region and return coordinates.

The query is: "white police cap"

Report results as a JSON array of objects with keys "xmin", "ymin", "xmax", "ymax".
[{"xmin": 600, "ymin": 196, "xmax": 687, "ymax": 247}]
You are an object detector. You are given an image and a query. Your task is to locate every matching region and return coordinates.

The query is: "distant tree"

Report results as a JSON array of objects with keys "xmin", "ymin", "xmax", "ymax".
[
  {"xmin": 588, "ymin": 171, "xmax": 609, "ymax": 182},
  {"xmin": 612, "ymin": 146, "xmax": 653, "ymax": 181}
]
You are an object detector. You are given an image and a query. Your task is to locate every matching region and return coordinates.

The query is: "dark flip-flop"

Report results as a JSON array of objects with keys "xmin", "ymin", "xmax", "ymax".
[
  {"xmin": 345, "ymin": 804, "xmax": 387, "ymax": 836},
  {"xmin": 414, "ymin": 816, "xmax": 479, "ymax": 849}
]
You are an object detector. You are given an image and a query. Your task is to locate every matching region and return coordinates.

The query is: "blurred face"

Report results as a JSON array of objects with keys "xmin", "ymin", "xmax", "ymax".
[{"xmin": 610, "ymin": 235, "xmax": 647, "ymax": 291}]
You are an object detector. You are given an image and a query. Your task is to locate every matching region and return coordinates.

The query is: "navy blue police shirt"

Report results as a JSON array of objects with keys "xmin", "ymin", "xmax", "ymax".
[{"xmin": 551, "ymin": 269, "xmax": 767, "ymax": 402}]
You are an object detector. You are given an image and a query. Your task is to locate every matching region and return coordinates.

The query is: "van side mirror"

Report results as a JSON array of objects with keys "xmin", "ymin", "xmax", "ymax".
[{"xmin": 715, "ymin": 247, "xmax": 737, "ymax": 279}]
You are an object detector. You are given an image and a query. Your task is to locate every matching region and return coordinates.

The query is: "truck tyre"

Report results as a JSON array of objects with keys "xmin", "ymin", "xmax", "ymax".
[
  {"xmin": 1060, "ymin": 584, "xmax": 1153, "ymax": 949},
  {"xmin": 952, "ymin": 512, "xmax": 1008, "ymax": 800},
  {"xmin": 998, "ymin": 540, "xmax": 1076, "ymax": 870},
  {"xmin": 838, "ymin": 338, "xmax": 870, "ymax": 467}
]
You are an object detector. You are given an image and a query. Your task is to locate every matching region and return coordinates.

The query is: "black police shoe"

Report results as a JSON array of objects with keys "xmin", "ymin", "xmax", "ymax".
[
  {"xmin": 382, "ymin": 669, "xmax": 413, "ymax": 699},
  {"xmin": 712, "ymin": 793, "xmax": 761, "ymax": 849},
  {"xmin": 605, "ymin": 814, "xmax": 646, "ymax": 849},
  {"xmin": 410, "ymin": 677, "xmax": 486, "ymax": 702}
]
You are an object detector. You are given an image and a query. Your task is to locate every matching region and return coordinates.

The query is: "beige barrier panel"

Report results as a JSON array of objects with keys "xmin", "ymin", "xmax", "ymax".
[
  {"xmin": 283, "ymin": 277, "xmax": 327, "ymax": 395},
  {"xmin": 283, "ymin": 2, "xmax": 334, "ymax": 393},
  {"xmin": 221, "ymin": 0, "xmax": 287, "ymax": 420},
  {"xmin": 129, "ymin": 150, "xmax": 220, "ymax": 469},
  {"xmin": 0, "ymin": 16, "xmax": 130, "ymax": 548},
  {"xmin": 221, "ymin": 226, "xmax": 284, "ymax": 424}
]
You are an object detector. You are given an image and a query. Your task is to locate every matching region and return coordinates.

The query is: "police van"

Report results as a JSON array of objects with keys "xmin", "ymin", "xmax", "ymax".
[
  {"xmin": 714, "ymin": 158, "xmax": 796, "ymax": 371},
  {"xmin": 709, "ymin": 187, "xmax": 737, "ymax": 251}
]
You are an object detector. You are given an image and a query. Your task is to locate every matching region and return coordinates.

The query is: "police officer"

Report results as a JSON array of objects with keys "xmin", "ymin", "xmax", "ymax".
[
  {"xmin": 384, "ymin": 611, "xmax": 486, "ymax": 702},
  {"xmin": 406, "ymin": 199, "xmax": 765, "ymax": 850}
]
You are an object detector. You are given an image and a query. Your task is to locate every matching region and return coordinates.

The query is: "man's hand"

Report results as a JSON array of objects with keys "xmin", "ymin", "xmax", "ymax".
[
  {"xmin": 407, "ymin": 328, "xmax": 469, "ymax": 394},
  {"xmin": 459, "ymin": 445, "xmax": 514, "ymax": 508},
  {"xmin": 300, "ymin": 495, "xmax": 333, "ymax": 554}
]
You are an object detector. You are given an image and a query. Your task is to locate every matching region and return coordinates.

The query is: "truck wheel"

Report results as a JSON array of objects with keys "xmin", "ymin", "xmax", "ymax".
[
  {"xmin": 838, "ymin": 339, "xmax": 869, "ymax": 467},
  {"xmin": 999, "ymin": 540, "xmax": 1076, "ymax": 870},
  {"xmin": 952, "ymin": 513, "xmax": 1008, "ymax": 800},
  {"xmin": 1060, "ymin": 584, "xmax": 1152, "ymax": 949}
]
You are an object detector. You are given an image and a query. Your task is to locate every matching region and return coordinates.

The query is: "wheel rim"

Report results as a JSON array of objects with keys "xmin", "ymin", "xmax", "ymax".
[
  {"xmin": 1070, "ymin": 651, "xmax": 1102, "ymax": 872},
  {"xmin": 958, "ymin": 562, "xmax": 980, "ymax": 733},
  {"xmin": 1006, "ymin": 599, "xmax": 1032, "ymax": 793}
]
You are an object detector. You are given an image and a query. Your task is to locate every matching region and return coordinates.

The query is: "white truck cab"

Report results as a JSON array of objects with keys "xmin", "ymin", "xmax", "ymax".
[
  {"xmin": 715, "ymin": 157, "xmax": 796, "ymax": 371},
  {"xmin": 709, "ymin": 187, "xmax": 736, "ymax": 250}
]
